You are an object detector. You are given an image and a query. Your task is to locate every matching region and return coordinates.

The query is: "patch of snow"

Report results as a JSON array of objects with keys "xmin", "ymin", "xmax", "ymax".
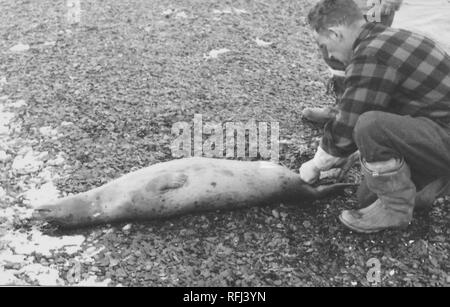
[
  {"xmin": 9, "ymin": 99, "xmax": 27, "ymax": 108},
  {"xmin": 37, "ymin": 167, "xmax": 58, "ymax": 182},
  {"xmin": 1, "ymin": 207, "xmax": 15, "ymax": 220},
  {"xmin": 0, "ymin": 249, "xmax": 26, "ymax": 266},
  {"xmin": 233, "ymin": 8, "xmax": 249, "ymax": 15},
  {"xmin": 213, "ymin": 7, "xmax": 249, "ymax": 15},
  {"xmin": 10, "ymin": 43, "xmax": 30, "ymax": 53},
  {"xmin": 254, "ymin": 38, "xmax": 273, "ymax": 47},
  {"xmin": 17, "ymin": 146, "xmax": 33, "ymax": 156},
  {"xmin": 212, "ymin": 8, "xmax": 233, "ymax": 14},
  {"xmin": 46, "ymin": 153, "xmax": 65, "ymax": 166},
  {"xmin": 0, "ymin": 269, "xmax": 24, "ymax": 285},
  {"xmin": 60, "ymin": 121, "xmax": 74, "ymax": 127},
  {"xmin": 175, "ymin": 11, "xmax": 188, "ymax": 19},
  {"xmin": 24, "ymin": 182, "xmax": 60, "ymax": 207},
  {"xmin": 204, "ymin": 48, "xmax": 230, "ymax": 60},
  {"xmin": 76, "ymin": 276, "xmax": 111, "ymax": 287},
  {"xmin": 4, "ymin": 229, "xmax": 85, "ymax": 257},
  {"xmin": 83, "ymin": 246, "xmax": 105, "ymax": 259},
  {"xmin": 39, "ymin": 126, "xmax": 58, "ymax": 138},
  {"xmin": 14, "ymin": 207, "xmax": 35, "ymax": 221},
  {"xmin": 12, "ymin": 151, "xmax": 44, "ymax": 174},
  {"xmin": 19, "ymin": 263, "xmax": 64, "ymax": 286},
  {"xmin": 0, "ymin": 111, "xmax": 14, "ymax": 135},
  {"xmin": 161, "ymin": 8, "xmax": 174, "ymax": 17}
]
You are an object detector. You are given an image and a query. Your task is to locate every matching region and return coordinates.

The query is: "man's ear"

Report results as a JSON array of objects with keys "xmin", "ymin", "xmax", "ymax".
[{"xmin": 327, "ymin": 27, "xmax": 343, "ymax": 41}]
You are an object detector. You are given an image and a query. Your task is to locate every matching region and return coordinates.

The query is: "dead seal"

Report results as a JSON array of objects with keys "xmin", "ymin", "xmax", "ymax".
[{"xmin": 33, "ymin": 157, "xmax": 353, "ymax": 228}]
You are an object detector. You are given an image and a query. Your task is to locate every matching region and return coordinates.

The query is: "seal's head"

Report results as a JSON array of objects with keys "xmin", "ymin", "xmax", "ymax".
[{"xmin": 33, "ymin": 194, "xmax": 99, "ymax": 228}]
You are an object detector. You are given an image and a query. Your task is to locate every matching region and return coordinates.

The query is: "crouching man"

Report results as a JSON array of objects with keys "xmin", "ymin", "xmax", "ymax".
[
  {"xmin": 303, "ymin": 0, "xmax": 403, "ymax": 123},
  {"xmin": 300, "ymin": 0, "xmax": 450, "ymax": 233}
]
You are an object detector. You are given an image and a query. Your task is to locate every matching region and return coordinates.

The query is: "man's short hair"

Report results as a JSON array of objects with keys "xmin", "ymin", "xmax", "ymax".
[{"xmin": 307, "ymin": 0, "xmax": 364, "ymax": 33}]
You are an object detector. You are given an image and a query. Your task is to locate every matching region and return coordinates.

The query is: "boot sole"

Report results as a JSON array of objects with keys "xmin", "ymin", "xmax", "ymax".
[{"xmin": 338, "ymin": 214, "xmax": 409, "ymax": 234}]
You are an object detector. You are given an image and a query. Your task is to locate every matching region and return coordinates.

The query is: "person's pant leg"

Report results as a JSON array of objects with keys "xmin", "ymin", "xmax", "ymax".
[{"xmin": 354, "ymin": 111, "xmax": 450, "ymax": 186}]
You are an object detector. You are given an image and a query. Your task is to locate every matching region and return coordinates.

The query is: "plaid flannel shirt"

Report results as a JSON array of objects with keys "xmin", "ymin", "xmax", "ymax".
[{"xmin": 321, "ymin": 22, "xmax": 450, "ymax": 158}]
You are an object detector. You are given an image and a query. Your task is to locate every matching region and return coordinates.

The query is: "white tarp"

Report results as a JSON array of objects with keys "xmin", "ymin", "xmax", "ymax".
[{"xmin": 393, "ymin": 0, "xmax": 450, "ymax": 54}]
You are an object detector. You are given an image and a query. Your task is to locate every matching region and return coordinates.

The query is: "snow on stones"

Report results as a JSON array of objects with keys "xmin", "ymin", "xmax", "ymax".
[
  {"xmin": 254, "ymin": 37, "xmax": 273, "ymax": 47},
  {"xmin": 233, "ymin": 8, "xmax": 249, "ymax": 15},
  {"xmin": 161, "ymin": 8, "xmax": 175, "ymax": 18},
  {"xmin": 0, "ymin": 150, "xmax": 10, "ymax": 162},
  {"xmin": 8, "ymin": 99, "xmax": 27, "ymax": 108},
  {"xmin": 3, "ymin": 228, "xmax": 85, "ymax": 257},
  {"xmin": 60, "ymin": 121, "xmax": 74, "ymax": 127},
  {"xmin": 175, "ymin": 11, "xmax": 188, "ymax": 19},
  {"xmin": 76, "ymin": 276, "xmax": 111, "ymax": 287},
  {"xmin": 0, "ymin": 249, "xmax": 27, "ymax": 267},
  {"xmin": 212, "ymin": 7, "xmax": 249, "ymax": 15},
  {"xmin": 23, "ymin": 182, "xmax": 60, "ymax": 208},
  {"xmin": 39, "ymin": 126, "xmax": 59, "ymax": 138},
  {"xmin": 19, "ymin": 263, "xmax": 64, "ymax": 286},
  {"xmin": 0, "ymin": 76, "xmax": 6, "ymax": 88},
  {"xmin": 0, "ymin": 268, "xmax": 25, "ymax": 285},
  {"xmin": 46, "ymin": 152, "xmax": 65, "ymax": 166},
  {"xmin": 43, "ymin": 41, "xmax": 56, "ymax": 47},
  {"xmin": 0, "ymin": 108, "xmax": 14, "ymax": 135},
  {"xmin": 204, "ymin": 48, "xmax": 230, "ymax": 60},
  {"xmin": 12, "ymin": 149, "xmax": 45, "ymax": 175},
  {"xmin": 9, "ymin": 43, "xmax": 30, "ymax": 53}
]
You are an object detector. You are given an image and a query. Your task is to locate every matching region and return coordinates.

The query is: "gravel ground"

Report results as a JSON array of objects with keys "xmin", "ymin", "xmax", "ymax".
[{"xmin": 0, "ymin": 0, "xmax": 448, "ymax": 286}]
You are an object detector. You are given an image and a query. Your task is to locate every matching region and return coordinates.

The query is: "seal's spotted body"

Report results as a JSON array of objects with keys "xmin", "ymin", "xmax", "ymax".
[{"xmin": 33, "ymin": 158, "xmax": 353, "ymax": 228}]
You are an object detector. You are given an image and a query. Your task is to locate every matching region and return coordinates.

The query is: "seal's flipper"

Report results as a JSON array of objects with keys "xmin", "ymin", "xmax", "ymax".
[{"xmin": 145, "ymin": 173, "xmax": 188, "ymax": 193}]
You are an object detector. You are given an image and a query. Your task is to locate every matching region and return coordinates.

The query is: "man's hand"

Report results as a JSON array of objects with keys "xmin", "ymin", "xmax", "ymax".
[
  {"xmin": 299, "ymin": 159, "xmax": 321, "ymax": 184},
  {"xmin": 299, "ymin": 146, "xmax": 352, "ymax": 184}
]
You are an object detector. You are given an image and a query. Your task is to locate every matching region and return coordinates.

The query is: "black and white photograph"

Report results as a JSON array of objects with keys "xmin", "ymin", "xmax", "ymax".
[{"xmin": 0, "ymin": 0, "xmax": 449, "ymax": 289}]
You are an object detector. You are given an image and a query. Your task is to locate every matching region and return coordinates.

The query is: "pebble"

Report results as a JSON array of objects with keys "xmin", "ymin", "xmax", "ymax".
[
  {"xmin": 271, "ymin": 209, "xmax": 279, "ymax": 219},
  {"xmin": 0, "ymin": 150, "xmax": 11, "ymax": 162},
  {"xmin": 0, "ymin": 187, "xmax": 6, "ymax": 199},
  {"xmin": 9, "ymin": 100, "xmax": 27, "ymax": 108}
]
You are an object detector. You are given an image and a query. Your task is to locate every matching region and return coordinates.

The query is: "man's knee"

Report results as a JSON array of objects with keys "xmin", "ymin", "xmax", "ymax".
[
  {"xmin": 354, "ymin": 111, "xmax": 396, "ymax": 162},
  {"xmin": 354, "ymin": 111, "xmax": 387, "ymax": 145}
]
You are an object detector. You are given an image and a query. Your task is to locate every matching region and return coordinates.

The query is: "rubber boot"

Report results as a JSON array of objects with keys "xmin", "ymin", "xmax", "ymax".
[
  {"xmin": 356, "ymin": 176, "xmax": 377, "ymax": 207},
  {"xmin": 358, "ymin": 176, "xmax": 450, "ymax": 210},
  {"xmin": 339, "ymin": 159, "xmax": 416, "ymax": 233}
]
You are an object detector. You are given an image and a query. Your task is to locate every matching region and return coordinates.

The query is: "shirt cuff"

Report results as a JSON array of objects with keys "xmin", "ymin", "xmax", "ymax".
[{"xmin": 329, "ymin": 68, "xmax": 346, "ymax": 78}]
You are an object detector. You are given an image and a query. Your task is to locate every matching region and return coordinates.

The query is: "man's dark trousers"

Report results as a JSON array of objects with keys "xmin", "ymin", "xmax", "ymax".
[{"xmin": 354, "ymin": 111, "xmax": 450, "ymax": 188}]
